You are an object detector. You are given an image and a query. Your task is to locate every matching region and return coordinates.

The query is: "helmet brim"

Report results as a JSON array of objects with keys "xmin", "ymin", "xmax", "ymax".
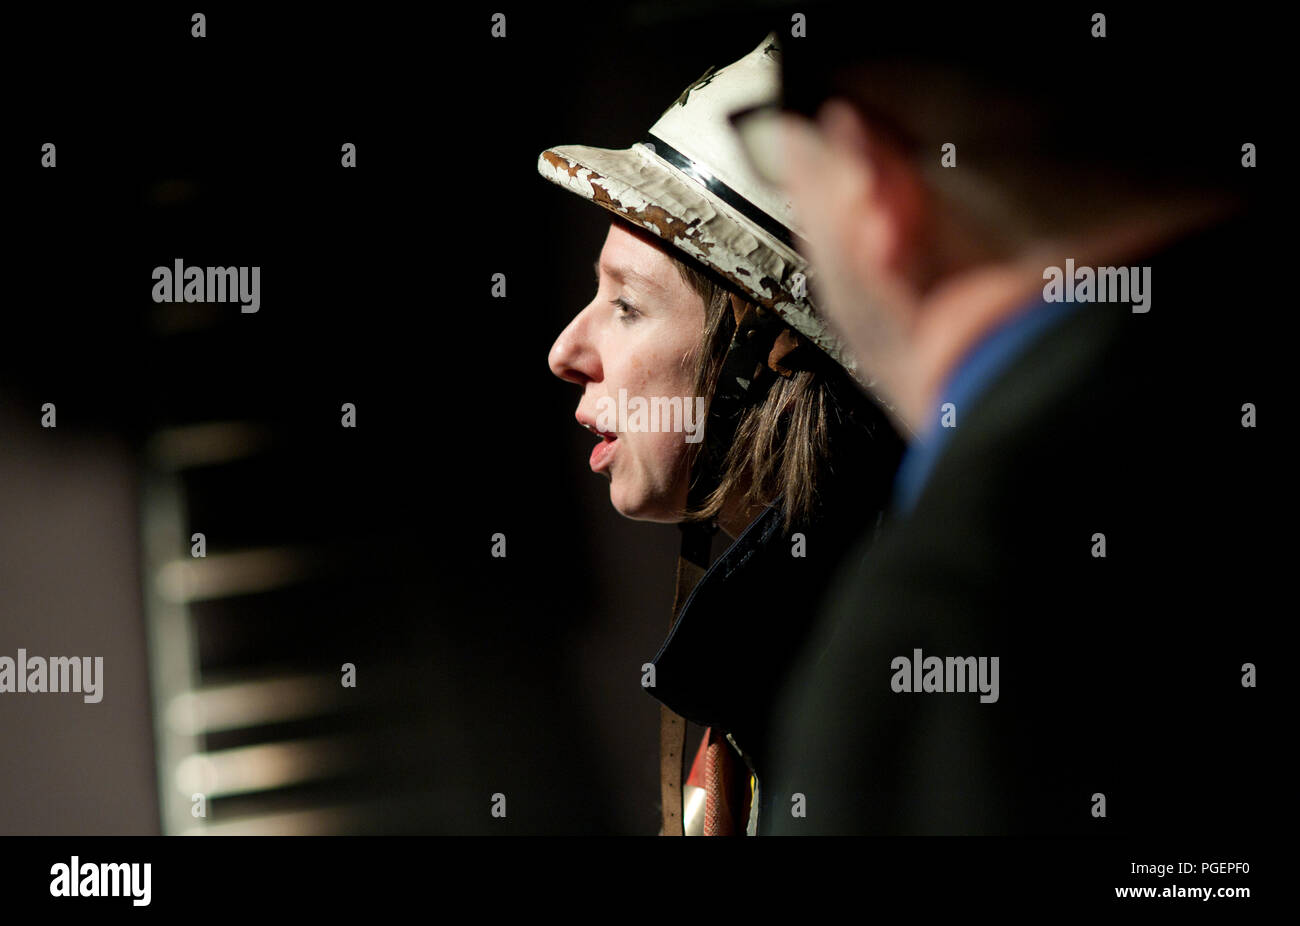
[{"xmin": 537, "ymin": 141, "xmax": 864, "ymax": 383}]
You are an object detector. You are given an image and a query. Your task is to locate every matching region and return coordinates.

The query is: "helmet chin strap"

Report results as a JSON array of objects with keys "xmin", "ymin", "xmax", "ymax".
[
  {"xmin": 659, "ymin": 292, "xmax": 805, "ymax": 835},
  {"xmin": 660, "ymin": 458, "xmax": 717, "ymax": 836},
  {"xmin": 659, "ymin": 520, "xmax": 713, "ymax": 836}
]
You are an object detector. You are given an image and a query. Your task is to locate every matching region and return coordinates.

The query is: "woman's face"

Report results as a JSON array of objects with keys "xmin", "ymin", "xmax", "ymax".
[{"xmin": 549, "ymin": 221, "xmax": 706, "ymax": 522}]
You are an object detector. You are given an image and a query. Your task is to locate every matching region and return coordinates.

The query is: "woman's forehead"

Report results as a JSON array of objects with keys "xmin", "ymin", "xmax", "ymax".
[{"xmin": 596, "ymin": 223, "xmax": 678, "ymax": 294}]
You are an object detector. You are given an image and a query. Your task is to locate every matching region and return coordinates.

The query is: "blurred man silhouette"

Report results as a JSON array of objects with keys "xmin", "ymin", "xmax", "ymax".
[{"xmin": 752, "ymin": 7, "xmax": 1278, "ymax": 834}]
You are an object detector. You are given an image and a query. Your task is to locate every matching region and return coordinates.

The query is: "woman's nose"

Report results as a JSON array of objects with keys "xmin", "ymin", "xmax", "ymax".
[{"xmin": 548, "ymin": 310, "xmax": 600, "ymax": 385}]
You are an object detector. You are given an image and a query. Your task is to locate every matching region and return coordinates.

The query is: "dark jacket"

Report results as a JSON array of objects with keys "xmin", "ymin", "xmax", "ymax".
[
  {"xmin": 766, "ymin": 213, "xmax": 1278, "ymax": 834},
  {"xmin": 645, "ymin": 395, "xmax": 904, "ymax": 834}
]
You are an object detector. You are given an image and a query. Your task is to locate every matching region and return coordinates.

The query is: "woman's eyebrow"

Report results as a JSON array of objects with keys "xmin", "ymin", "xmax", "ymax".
[{"xmin": 593, "ymin": 259, "xmax": 663, "ymax": 294}]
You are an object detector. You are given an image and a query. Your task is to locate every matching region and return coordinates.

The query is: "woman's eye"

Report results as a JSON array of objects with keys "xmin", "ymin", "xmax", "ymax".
[{"xmin": 612, "ymin": 298, "xmax": 640, "ymax": 322}]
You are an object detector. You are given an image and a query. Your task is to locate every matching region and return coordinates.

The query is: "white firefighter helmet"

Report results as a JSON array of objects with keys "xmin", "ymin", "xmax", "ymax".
[{"xmin": 537, "ymin": 32, "xmax": 873, "ymax": 390}]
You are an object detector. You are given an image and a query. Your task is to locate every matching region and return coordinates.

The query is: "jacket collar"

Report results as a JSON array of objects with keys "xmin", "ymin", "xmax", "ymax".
[{"xmin": 646, "ymin": 501, "xmax": 801, "ymax": 735}]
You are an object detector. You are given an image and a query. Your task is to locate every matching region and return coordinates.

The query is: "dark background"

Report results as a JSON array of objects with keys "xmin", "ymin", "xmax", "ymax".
[
  {"xmin": 1, "ymin": 3, "xmax": 1283, "ymax": 834},
  {"xmin": 1, "ymin": 2, "xmax": 794, "ymax": 836}
]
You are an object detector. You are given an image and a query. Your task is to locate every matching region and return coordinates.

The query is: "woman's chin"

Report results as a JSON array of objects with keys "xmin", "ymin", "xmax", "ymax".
[{"xmin": 609, "ymin": 484, "xmax": 688, "ymax": 524}]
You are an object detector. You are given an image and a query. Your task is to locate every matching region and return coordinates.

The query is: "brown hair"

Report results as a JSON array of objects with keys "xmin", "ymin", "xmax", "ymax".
[{"xmin": 671, "ymin": 256, "xmax": 845, "ymax": 532}]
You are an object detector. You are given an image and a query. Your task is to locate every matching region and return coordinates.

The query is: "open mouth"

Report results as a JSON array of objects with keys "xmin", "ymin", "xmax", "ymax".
[{"xmin": 580, "ymin": 420, "xmax": 618, "ymax": 472}]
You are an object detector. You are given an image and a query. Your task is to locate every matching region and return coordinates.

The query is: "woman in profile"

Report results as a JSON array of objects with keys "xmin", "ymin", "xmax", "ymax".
[{"xmin": 540, "ymin": 34, "xmax": 905, "ymax": 835}]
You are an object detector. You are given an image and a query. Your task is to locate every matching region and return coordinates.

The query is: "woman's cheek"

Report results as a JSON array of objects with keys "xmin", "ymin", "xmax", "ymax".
[
  {"xmin": 608, "ymin": 430, "xmax": 643, "ymax": 502},
  {"xmin": 608, "ymin": 430, "xmax": 687, "ymax": 521},
  {"xmin": 649, "ymin": 429, "xmax": 692, "ymax": 509}
]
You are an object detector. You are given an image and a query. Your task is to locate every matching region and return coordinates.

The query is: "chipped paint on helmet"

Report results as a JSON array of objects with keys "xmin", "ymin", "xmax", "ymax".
[{"xmin": 538, "ymin": 144, "xmax": 876, "ymax": 387}]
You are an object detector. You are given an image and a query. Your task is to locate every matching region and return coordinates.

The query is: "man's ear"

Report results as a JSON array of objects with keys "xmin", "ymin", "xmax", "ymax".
[{"xmin": 816, "ymin": 99, "xmax": 927, "ymax": 280}]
